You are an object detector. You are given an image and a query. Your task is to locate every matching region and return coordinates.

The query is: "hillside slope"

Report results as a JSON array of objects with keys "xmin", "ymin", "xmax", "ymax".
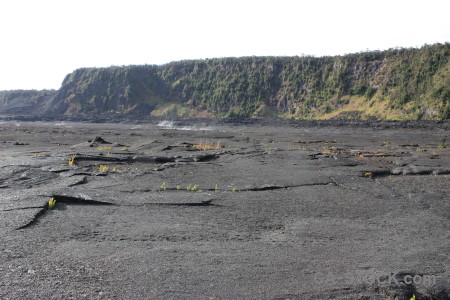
[
  {"xmin": 3, "ymin": 43, "xmax": 450, "ymax": 120},
  {"xmin": 0, "ymin": 90, "xmax": 56, "ymax": 115}
]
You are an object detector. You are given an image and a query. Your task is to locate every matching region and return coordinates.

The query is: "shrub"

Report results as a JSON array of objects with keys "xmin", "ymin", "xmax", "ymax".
[{"xmin": 47, "ymin": 198, "xmax": 56, "ymax": 209}]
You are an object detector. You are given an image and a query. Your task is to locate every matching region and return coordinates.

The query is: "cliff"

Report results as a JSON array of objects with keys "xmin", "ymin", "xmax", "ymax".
[{"xmin": 2, "ymin": 43, "xmax": 449, "ymax": 120}]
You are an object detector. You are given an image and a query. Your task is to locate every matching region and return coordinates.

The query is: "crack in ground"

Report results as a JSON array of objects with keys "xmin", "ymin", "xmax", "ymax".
[
  {"xmin": 15, "ymin": 195, "xmax": 116, "ymax": 230},
  {"xmin": 14, "ymin": 195, "xmax": 220, "ymax": 230},
  {"xmin": 362, "ymin": 168, "xmax": 450, "ymax": 178},
  {"xmin": 241, "ymin": 182, "xmax": 334, "ymax": 191},
  {"xmin": 72, "ymin": 153, "xmax": 220, "ymax": 164},
  {"xmin": 154, "ymin": 161, "xmax": 224, "ymax": 171},
  {"xmin": 121, "ymin": 199, "xmax": 218, "ymax": 207},
  {"xmin": 51, "ymin": 195, "xmax": 115, "ymax": 206},
  {"xmin": 16, "ymin": 208, "xmax": 47, "ymax": 230},
  {"xmin": 329, "ymin": 176, "xmax": 359, "ymax": 191},
  {"xmin": 13, "ymin": 180, "xmax": 335, "ymax": 230},
  {"xmin": 1, "ymin": 206, "xmax": 45, "ymax": 212},
  {"xmin": 119, "ymin": 181, "xmax": 336, "ymax": 193},
  {"xmin": 73, "ymin": 154, "xmax": 131, "ymax": 163}
]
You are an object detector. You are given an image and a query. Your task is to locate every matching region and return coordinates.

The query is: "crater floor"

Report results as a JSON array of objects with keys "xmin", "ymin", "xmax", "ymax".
[{"xmin": 0, "ymin": 120, "xmax": 449, "ymax": 300}]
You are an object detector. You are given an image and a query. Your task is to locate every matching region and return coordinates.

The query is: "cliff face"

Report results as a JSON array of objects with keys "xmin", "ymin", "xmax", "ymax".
[
  {"xmin": 154, "ymin": 43, "xmax": 450, "ymax": 120},
  {"xmin": 50, "ymin": 65, "xmax": 167, "ymax": 116},
  {"xmin": 4, "ymin": 43, "xmax": 450, "ymax": 120}
]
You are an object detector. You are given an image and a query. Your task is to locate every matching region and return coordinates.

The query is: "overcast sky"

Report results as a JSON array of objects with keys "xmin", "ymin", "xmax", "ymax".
[{"xmin": 0, "ymin": 0, "xmax": 449, "ymax": 90}]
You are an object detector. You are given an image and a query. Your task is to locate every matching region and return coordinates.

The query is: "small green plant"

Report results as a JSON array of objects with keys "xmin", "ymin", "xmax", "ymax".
[
  {"xmin": 68, "ymin": 154, "xmax": 77, "ymax": 166},
  {"xmin": 364, "ymin": 172, "xmax": 373, "ymax": 178},
  {"xmin": 215, "ymin": 184, "xmax": 219, "ymax": 191},
  {"xmin": 97, "ymin": 146, "xmax": 112, "ymax": 151},
  {"xmin": 48, "ymin": 197, "xmax": 56, "ymax": 209},
  {"xmin": 184, "ymin": 184, "xmax": 200, "ymax": 191},
  {"xmin": 98, "ymin": 165, "xmax": 109, "ymax": 172},
  {"xmin": 438, "ymin": 137, "xmax": 447, "ymax": 149},
  {"xmin": 121, "ymin": 147, "xmax": 129, "ymax": 151},
  {"xmin": 153, "ymin": 168, "xmax": 159, "ymax": 172},
  {"xmin": 111, "ymin": 167, "xmax": 120, "ymax": 172},
  {"xmin": 410, "ymin": 295, "xmax": 415, "ymax": 300},
  {"xmin": 160, "ymin": 182, "xmax": 166, "ymax": 191},
  {"xmin": 193, "ymin": 141, "xmax": 223, "ymax": 151},
  {"xmin": 176, "ymin": 185, "xmax": 181, "ymax": 190},
  {"xmin": 232, "ymin": 187, "xmax": 237, "ymax": 192}
]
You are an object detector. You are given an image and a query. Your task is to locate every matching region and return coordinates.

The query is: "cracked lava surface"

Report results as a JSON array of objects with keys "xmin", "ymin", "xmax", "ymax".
[{"xmin": 0, "ymin": 120, "xmax": 449, "ymax": 300}]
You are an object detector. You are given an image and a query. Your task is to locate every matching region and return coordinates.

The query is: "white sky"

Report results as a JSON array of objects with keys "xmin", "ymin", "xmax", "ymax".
[{"xmin": 0, "ymin": 0, "xmax": 449, "ymax": 90}]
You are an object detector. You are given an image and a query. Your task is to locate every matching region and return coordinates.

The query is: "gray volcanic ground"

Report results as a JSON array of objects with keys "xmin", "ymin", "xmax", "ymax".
[{"xmin": 0, "ymin": 120, "xmax": 449, "ymax": 300}]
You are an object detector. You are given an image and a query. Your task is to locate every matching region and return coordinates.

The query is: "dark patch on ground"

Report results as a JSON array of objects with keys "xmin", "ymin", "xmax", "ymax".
[{"xmin": 51, "ymin": 195, "xmax": 115, "ymax": 206}]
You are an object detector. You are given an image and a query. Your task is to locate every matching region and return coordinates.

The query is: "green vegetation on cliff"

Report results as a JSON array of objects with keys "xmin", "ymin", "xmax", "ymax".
[
  {"xmin": 49, "ymin": 43, "xmax": 449, "ymax": 120},
  {"xmin": 50, "ymin": 66, "xmax": 166, "ymax": 115}
]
